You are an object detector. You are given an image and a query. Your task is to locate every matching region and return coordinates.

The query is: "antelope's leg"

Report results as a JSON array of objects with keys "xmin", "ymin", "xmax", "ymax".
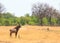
[
  {"xmin": 10, "ymin": 31, "xmax": 12, "ymax": 37},
  {"xmin": 15, "ymin": 32, "xmax": 17, "ymax": 37}
]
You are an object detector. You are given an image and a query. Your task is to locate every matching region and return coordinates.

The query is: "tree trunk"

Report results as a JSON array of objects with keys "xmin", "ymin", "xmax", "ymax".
[
  {"xmin": 40, "ymin": 18, "xmax": 43, "ymax": 26},
  {"xmin": 49, "ymin": 16, "xmax": 51, "ymax": 25}
]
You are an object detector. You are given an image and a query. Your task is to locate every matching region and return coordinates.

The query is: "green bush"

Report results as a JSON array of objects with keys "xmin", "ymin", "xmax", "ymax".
[
  {"xmin": 42, "ymin": 17, "xmax": 48, "ymax": 25},
  {"xmin": 51, "ymin": 18, "xmax": 57, "ymax": 25}
]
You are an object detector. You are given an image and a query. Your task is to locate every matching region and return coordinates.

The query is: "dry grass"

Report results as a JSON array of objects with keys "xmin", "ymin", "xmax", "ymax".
[{"xmin": 0, "ymin": 25, "xmax": 60, "ymax": 43}]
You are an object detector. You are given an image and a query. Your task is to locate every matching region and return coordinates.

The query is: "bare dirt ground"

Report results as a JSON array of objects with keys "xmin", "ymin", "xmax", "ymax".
[{"xmin": 0, "ymin": 25, "xmax": 60, "ymax": 43}]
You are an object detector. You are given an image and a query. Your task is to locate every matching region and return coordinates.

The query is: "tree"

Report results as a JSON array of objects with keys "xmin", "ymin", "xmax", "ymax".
[
  {"xmin": 42, "ymin": 17, "xmax": 48, "ymax": 25},
  {"xmin": 28, "ymin": 16, "xmax": 39, "ymax": 25},
  {"xmin": 51, "ymin": 18, "xmax": 57, "ymax": 25},
  {"xmin": 0, "ymin": 3, "xmax": 5, "ymax": 18},
  {"xmin": 20, "ymin": 16, "xmax": 26, "ymax": 25},
  {"xmin": 0, "ymin": 3, "xmax": 5, "ymax": 13},
  {"xmin": 32, "ymin": 3, "xmax": 59, "ymax": 25},
  {"xmin": 24, "ymin": 13, "xmax": 30, "ymax": 24},
  {"xmin": 25, "ymin": 13, "xmax": 30, "ymax": 17},
  {"xmin": 3, "ymin": 12, "xmax": 16, "ymax": 18}
]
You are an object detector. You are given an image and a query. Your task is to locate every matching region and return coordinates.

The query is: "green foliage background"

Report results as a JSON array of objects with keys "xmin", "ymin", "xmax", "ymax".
[
  {"xmin": 0, "ymin": 12, "xmax": 60, "ymax": 26},
  {"xmin": 0, "ymin": 3, "xmax": 60, "ymax": 26}
]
